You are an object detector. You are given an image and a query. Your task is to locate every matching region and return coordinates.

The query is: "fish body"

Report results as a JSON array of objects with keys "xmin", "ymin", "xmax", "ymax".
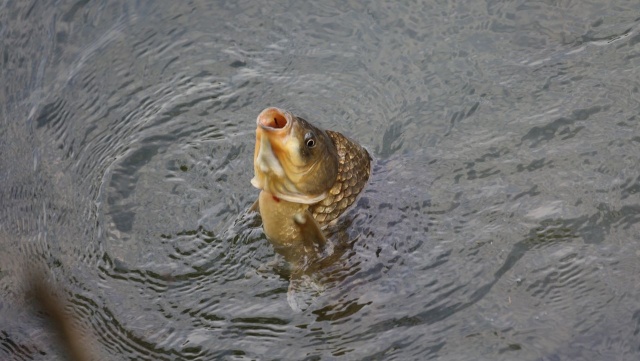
[{"xmin": 251, "ymin": 107, "xmax": 371, "ymax": 257}]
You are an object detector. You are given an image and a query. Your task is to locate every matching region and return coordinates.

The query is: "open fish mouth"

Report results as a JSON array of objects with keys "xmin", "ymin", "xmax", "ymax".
[
  {"xmin": 257, "ymin": 107, "xmax": 292, "ymax": 132},
  {"xmin": 251, "ymin": 107, "xmax": 328, "ymax": 204}
]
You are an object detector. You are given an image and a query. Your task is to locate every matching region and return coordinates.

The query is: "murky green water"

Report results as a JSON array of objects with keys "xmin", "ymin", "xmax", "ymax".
[{"xmin": 2, "ymin": 1, "xmax": 640, "ymax": 360}]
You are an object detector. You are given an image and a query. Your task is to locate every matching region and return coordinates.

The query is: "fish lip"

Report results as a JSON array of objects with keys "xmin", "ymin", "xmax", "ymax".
[
  {"xmin": 254, "ymin": 107, "xmax": 292, "ymax": 185},
  {"xmin": 252, "ymin": 107, "xmax": 291, "ymax": 197},
  {"xmin": 256, "ymin": 107, "xmax": 293, "ymax": 134}
]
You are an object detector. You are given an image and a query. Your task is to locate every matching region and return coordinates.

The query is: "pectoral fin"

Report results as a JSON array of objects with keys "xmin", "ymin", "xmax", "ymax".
[
  {"xmin": 287, "ymin": 212, "xmax": 329, "ymax": 312},
  {"xmin": 249, "ymin": 198, "xmax": 260, "ymax": 213},
  {"xmin": 293, "ymin": 210, "xmax": 327, "ymax": 250}
]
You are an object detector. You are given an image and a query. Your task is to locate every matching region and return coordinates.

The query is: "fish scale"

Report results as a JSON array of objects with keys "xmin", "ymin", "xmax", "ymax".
[{"xmin": 310, "ymin": 130, "xmax": 371, "ymax": 225}]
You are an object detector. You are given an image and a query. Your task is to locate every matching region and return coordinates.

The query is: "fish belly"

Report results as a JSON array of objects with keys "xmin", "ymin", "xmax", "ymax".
[{"xmin": 259, "ymin": 190, "xmax": 308, "ymax": 247}]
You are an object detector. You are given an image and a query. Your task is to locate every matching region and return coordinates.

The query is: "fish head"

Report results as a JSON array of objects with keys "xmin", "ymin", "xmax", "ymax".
[{"xmin": 251, "ymin": 107, "xmax": 339, "ymax": 204}]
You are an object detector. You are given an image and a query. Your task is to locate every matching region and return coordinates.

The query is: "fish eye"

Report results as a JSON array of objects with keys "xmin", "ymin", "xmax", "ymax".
[{"xmin": 304, "ymin": 133, "xmax": 316, "ymax": 148}]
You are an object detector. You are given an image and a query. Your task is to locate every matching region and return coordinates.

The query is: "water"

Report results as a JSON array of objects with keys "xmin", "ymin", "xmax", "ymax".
[{"xmin": 1, "ymin": 0, "xmax": 640, "ymax": 359}]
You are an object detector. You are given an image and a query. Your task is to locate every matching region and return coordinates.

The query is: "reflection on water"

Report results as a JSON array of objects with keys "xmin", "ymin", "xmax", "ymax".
[{"xmin": 2, "ymin": 0, "xmax": 640, "ymax": 359}]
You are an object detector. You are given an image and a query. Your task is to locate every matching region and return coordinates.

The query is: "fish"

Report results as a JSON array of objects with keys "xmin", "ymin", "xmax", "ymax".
[{"xmin": 250, "ymin": 107, "xmax": 371, "ymax": 268}]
